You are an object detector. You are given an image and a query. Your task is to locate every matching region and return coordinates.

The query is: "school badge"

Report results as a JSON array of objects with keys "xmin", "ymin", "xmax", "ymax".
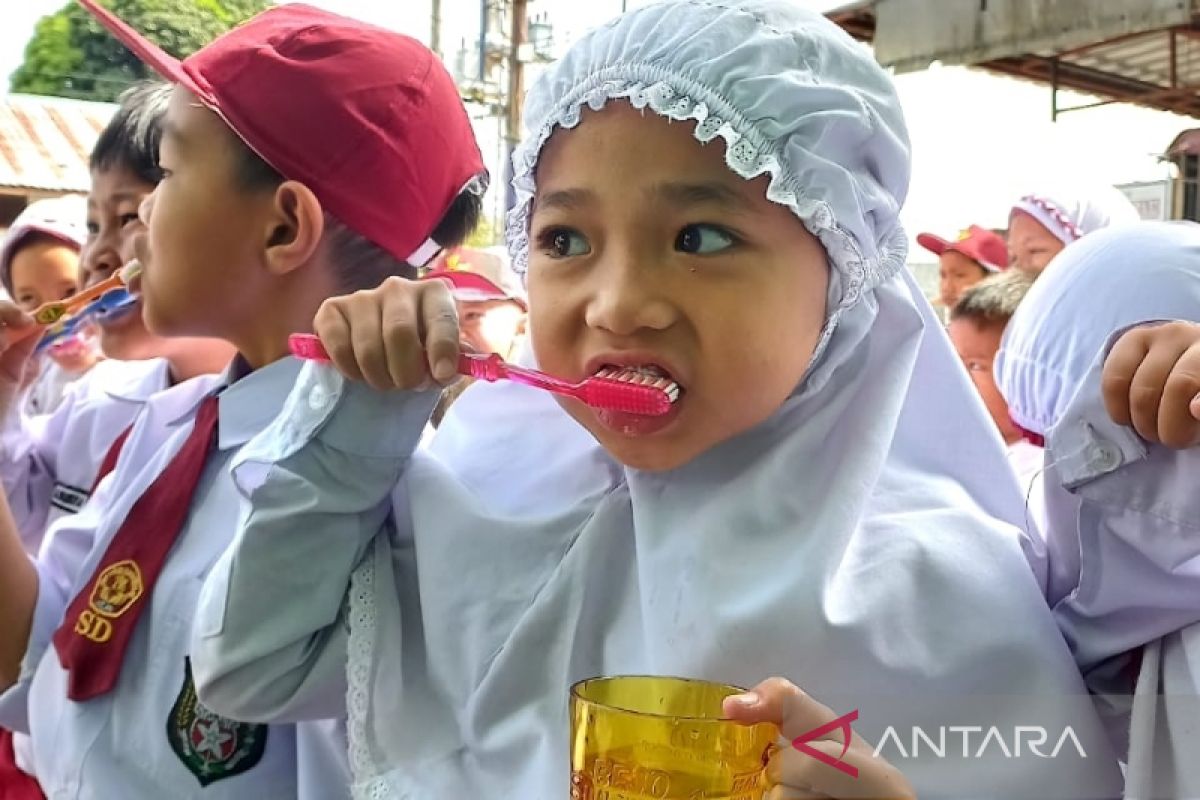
[
  {"xmin": 73, "ymin": 559, "xmax": 144, "ymax": 642},
  {"xmin": 167, "ymin": 659, "xmax": 267, "ymax": 786}
]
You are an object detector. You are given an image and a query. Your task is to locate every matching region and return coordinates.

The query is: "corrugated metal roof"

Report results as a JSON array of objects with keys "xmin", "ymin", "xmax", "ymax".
[
  {"xmin": 0, "ymin": 94, "xmax": 115, "ymax": 194},
  {"xmin": 828, "ymin": 1, "xmax": 1200, "ymax": 119}
]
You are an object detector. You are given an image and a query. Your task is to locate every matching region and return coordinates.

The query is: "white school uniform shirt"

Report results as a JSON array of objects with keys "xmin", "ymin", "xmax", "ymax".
[
  {"xmin": 23, "ymin": 359, "xmax": 91, "ymax": 417},
  {"xmin": 0, "ymin": 357, "xmax": 168, "ymax": 556},
  {"xmin": 0, "ymin": 356, "xmax": 350, "ymax": 800}
]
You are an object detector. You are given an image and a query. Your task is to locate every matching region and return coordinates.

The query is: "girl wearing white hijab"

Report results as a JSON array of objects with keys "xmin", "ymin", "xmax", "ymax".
[
  {"xmin": 1008, "ymin": 182, "xmax": 1139, "ymax": 275},
  {"xmin": 190, "ymin": 2, "xmax": 1122, "ymax": 798},
  {"xmin": 1000, "ymin": 221, "xmax": 1200, "ymax": 797}
]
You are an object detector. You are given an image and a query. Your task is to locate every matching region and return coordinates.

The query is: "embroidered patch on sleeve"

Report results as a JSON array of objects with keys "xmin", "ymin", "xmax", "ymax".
[{"xmin": 166, "ymin": 658, "xmax": 268, "ymax": 786}]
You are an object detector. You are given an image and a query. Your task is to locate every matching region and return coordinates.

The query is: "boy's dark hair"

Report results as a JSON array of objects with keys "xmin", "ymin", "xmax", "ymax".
[
  {"xmin": 90, "ymin": 81, "xmax": 172, "ymax": 184},
  {"xmin": 950, "ymin": 269, "xmax": 1035, "ymax": 327},
  {"xmin": 235, "ymin": 146, "xmax": 483, "ymax": 291}
]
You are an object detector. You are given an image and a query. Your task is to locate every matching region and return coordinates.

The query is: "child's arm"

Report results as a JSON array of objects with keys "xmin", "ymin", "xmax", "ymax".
[
  {"xmin": 1044, "ymin": 322, "xmax": 1200, "ymax": 674},
  {"xmin": 1102, "ymin": 320, "xmax": 1200, "ymax": 448},
  {"xmin": 0, "ymin": 301, "xmax": 62, "ymax": 544},
  {"xmin": 724, "ymin": 678, "xmax": 915, "ymax": 799},
  {"xmin": 190, "ymin": 277, "xmax": 459, "ymax": 723}
]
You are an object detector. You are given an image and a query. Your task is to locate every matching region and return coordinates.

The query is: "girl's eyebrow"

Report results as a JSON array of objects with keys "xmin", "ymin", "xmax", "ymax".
[
  {"xmin": 534, "ymin": 188, "xmax": 594, "ymax": 214},
  {"xmin": 651, "ymin": 180, "xmax": 750, "ymax": 214}
]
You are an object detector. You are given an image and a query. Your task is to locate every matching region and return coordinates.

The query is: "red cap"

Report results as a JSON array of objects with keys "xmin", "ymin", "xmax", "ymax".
[
  {"xmin": 76, "ymin": 0, "xmax": 485, "ymax": 267},
  {"xmin": 916, "ymin": 225, "xmax": 1008, "ymax": 272},
  {"xmin": 423, "ymin": 247, "xmax": 526, "ymax": 309}
]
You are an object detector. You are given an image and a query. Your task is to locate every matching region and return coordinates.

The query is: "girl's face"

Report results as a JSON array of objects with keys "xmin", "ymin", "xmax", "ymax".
[
  {"xmin": 1008, "ymin": 211, "xmax": 1064, "ymax": 275},
  {"xmin": 527, "ymin": 103, "xmax": 829, "ymax": 472}
]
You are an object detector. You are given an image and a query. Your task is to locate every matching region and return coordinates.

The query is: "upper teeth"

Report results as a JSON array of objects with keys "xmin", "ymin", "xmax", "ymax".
[{"xmin": 595, "ymin": 365, "xmax": 682, "ymax": 402}]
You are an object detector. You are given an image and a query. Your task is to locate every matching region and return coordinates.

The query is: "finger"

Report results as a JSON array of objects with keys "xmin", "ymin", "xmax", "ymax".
[
  {"xmin": 418, "ymin": 281, "xmax": 461, "ymax": 385},
  {"xmin": 1159, "ymin": 341, "xmax": 1200, "ymax": 448},
  {"xmin": 724, "ymin": 678, "xmax": 839, "ymax": 745},
  {"xmin": 1101, "ymin": 328, "xmax": 1151, "ymax": 428},
  {"xmin": 0, "ymin": 304, "xmax": 35, "ymax": 345},
  {"xmin": 768, "ymin": 741, "xmax": 914, "ymax": 800},
  {"xmin": 765, "ymin": 784, "xmax": 823, "ymax": 800},
  {"xmin": 378, "ymin": 282, "xmax": 431, "ymax": 390},
  {"xmin": 1127, "ymin": 337, "xmax": 1190, "ymax": 443},
  {"xmin": 344, "ymin": 293, "xmax": 396, "ymax": 391},
  {"xmin": 313, "ymin": 300, "xmax": 364, "ymax": 383},
  {"xmin": 1191, "ymin": 390, "xmax": 1200, "ymax": 423}
]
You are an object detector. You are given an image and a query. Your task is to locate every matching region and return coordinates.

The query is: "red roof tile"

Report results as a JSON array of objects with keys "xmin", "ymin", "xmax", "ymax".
[{"xmin": 0, "ymin": 94, "xmax": 115, "ymax": 194}]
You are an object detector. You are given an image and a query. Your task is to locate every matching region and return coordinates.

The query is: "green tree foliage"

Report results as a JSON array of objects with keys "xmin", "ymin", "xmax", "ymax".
[{"xmin": 11, "ymin": 0, "xmax": 272, "ymax": 102}]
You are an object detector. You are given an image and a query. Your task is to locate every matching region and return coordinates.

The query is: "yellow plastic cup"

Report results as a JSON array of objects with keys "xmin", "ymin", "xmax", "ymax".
[{"xmin": 569, "ymin": 675, "xmax": 776, "ymax": 800}]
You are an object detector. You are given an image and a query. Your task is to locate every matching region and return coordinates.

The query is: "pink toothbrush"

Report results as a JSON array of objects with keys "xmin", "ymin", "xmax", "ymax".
[{"xmin": 287, "ymin": 333, "xmax": 676, "ymax": 417}]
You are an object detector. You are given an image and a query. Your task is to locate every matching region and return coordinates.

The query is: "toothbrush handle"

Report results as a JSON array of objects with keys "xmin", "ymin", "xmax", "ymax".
[{"xmin": 289, "ymin": 334, "xmax": 495, "ymax": 384}]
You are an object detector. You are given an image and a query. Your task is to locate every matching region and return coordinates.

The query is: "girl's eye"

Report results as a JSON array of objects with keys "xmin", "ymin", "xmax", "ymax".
[
  {"xmin": 675, "ymin": 224, "xmax": 737, "ymax": 255},
  {"xmin": 86, "ymin": 221, "xmax": 99, "ymax": 236},
  {"xmin": 538, "ymin": 228, "xmax": 590, "ymax": 258},
  {"xmin": 119, "ymin": 213, "xmax": 140, "ymax": 228}
]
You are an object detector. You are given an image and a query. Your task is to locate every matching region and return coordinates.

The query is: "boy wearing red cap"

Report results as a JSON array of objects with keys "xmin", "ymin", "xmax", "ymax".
[
  {"xmin": 0, "ymin": 3, "xmax": 485, "ymax": 799},
  {"xmin": 917, "ymin": 224, "xmax": 1009, "ymax": 310},
  {"xmin": 424, "ymin": 246, "xmax": 527, "ymax": 359}
]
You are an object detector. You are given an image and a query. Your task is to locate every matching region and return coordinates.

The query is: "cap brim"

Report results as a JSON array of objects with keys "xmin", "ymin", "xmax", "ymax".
[
  {"xmin": 77, "ymin": 0, "xmax": 206, "ymax": 99},
  {"xmin": 916, "ymin": 232, "xmax": 949, "ymax": 256}
]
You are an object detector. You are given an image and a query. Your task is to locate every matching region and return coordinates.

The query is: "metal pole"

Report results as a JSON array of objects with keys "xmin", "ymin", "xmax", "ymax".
[
  {"xmin": 504, "ymin": 0, "xmax": 528, "ymax": 213},
  {"xmin": 431, "ymin": 0, "xmax": 442, "ymax": 56}
]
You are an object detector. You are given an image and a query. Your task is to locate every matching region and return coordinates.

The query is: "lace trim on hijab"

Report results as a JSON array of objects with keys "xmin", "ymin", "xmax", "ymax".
[
  {"xmin": 1020, "ymin": 194, "xmax": 1085, "ymax": 242},
  {"xmin": 504, "ymin": 64, "xmax": 909, "ymax": 365}
]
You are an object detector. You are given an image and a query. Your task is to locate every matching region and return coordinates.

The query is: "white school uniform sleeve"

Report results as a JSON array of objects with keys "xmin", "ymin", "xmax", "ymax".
[
  {"xmin": 1045, "ymin": 335, "xmax": 1200, "ymax": 675},
  {"xmin": 190, "ymin": 362, "xmax": 437, "ymax": 723},
  {"xmin": 0, "ymin": 387, "xmax": 77, "ymax": 546},
  {"xmin": 0, "ymin": 464, "xmax": 122, "ymax": 733}
]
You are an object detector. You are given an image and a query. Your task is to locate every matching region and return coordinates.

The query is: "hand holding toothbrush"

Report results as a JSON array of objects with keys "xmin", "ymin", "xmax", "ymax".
[{"xmin": 301, "ymin": 276, "xmax": 674, "ymax": 415}]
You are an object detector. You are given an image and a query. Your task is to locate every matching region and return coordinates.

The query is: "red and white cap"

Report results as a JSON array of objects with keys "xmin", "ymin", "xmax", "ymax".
[
  {"xmin": 916, "ymin": 225, "xmax": 1008, "ymax": 272},
  {"xmin": 76, "ymin": 0, "xmax": 486, "ymax": 268},
  {"xmin": 1, "ymin": 195, "xmax": 87, "ymax": 289},
  {"xmin": 423, "ymin": 247, "xmax": 527, "ymax": 310}
]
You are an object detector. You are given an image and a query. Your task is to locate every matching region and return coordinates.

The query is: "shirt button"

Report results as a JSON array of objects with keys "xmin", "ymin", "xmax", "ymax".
[
  {"xmin": 309, "ymin": 384, "xmax": 330, "ymax": 412},
  {"xmin": 1090, "ymin": 441, "xmax": 1121, "ymax": 472}
]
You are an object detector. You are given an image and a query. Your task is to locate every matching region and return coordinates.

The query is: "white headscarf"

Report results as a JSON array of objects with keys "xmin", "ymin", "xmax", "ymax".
[
  {"xmin": 996, "ymin": 221, "xmax": 1200, "ymax": 437},
  {"xmin": 1010, "ymin": 182, "xmax": 1140, "ymax": 246},
  {"xmin": 350, "ymin": 3, "xmax": 1122, "ymax": 797}
]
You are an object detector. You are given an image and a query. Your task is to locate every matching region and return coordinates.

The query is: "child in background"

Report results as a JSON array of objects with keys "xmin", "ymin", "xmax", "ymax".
[
  {"xmin": 1008, "ymin": 182, "xmax": 1139, "ymax": 276},
  {"xmin": 0, "ymin": 81, "xmax": 235, "ymax": 556},
  {"xmin": 917, "ymin": 223, "xmax": 1008, "ymax": 310},
  {"xmin": 0, "ymin": 196, "xmax": 100, "ymax": 415},
  {"xmin": 0, "ymin": 2, "xmax": 484, "ymax": 799},
  {"xmin": 422, "ymin": 246, "xmax": 527, "ymax": 426},
  {"xmin": 946, "ymin": 269, "xmax": 1038, "ymax": 478},
  {"xmin": 191, "ymin": 3, "xmax": 1123, "ymax": 798},
  {"xmin": 991, "ymin": 222, "xmax": 1200, "ymax": 777},
  {"xmin": 424, "ymin": 246, "xmax": 527, "ymax": 359}
]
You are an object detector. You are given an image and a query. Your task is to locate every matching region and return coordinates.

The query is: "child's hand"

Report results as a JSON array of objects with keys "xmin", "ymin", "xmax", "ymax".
[
  {"xmin": 0, "ymin": 302, "xmax": 41, "ymax": 415},
  {"xmin": 1102, "ymin": 322, "xmax": 1200, "ymax": 448},
  {"xmin": 312, "ymin": 276, "xmax": 461, "ymax": 391},
  {"xmin": 724, "ymin": 677, "xmax": 915, "ymax": 799}
]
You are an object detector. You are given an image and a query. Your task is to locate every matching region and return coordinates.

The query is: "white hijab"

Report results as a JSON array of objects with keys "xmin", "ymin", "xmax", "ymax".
[
  {"xmin": 997, "ymin": 221, "xmax": 1200, "ymax": 438},
  {"xmin": 349, "ymin": 3, "xmax": 1122, "ymax": 797},
  {"xmin": 1011, "ymin": 182, "xmax": 1139, "ymax": 247}
]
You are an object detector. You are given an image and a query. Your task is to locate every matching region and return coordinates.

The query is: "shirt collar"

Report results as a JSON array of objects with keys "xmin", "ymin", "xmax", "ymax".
[
  {"xmin": 161, "ymin": 356, "xmax": 303, "ymax": 451},
  {"xmin": 102, "ymin": 358, "xmax": 172, "ymax": 403},
  {"xmin": 216, "ymin": 356, "xmax": 303, "ymax": 451}
]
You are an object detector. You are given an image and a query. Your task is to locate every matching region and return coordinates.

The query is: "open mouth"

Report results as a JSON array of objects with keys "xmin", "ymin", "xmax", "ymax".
[{"xmin": 593, "ymin": 364, "xmax": 683, "ymax": 405}]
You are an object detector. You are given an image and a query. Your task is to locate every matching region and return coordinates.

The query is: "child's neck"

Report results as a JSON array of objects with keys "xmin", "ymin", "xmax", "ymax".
[{"xmin": 165, "ymin": 341, "xmax": 237, "ymax": 386}]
